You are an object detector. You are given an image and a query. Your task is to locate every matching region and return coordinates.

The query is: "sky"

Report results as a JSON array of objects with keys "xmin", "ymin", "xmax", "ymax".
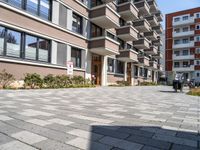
[{"xmin": 157, "ymin": 0, "xmax": 200, "ymax": 28}]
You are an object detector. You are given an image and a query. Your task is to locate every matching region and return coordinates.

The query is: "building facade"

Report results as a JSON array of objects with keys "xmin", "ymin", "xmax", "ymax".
[
  {"xmin": 166, "ymin": 7, "xmax": 200, "ymax": 84},
  {"xmin": 0, "ymin": 0, "xmax": 163, "ymax": 86}
]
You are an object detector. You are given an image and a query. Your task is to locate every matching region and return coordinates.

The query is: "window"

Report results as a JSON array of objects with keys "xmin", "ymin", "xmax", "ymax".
[
  {"xmin": 8, "ymin": 0, "xmax": 22, "ymax": 8},
  {"xmin": 174, "ymin": 17, "xmax": 180, "ymax": 22},
  {"xmin": 134, "ymin": 66, "xmax": 138, "ymax": 77},
  {"xmin": 118, "ymin": 38, "xmax": 125, "ymax": 50},
  {"xmin": 107, "ymin": 58, "xmax": 114, "ymax": 72},
  {"xmin": 91, "ymin": 0, "xmax": 103, "ymax": 7},
  {"xmin": 144, "ymin": 68, "xmax": 148, "ymax": 78},
  {"xmin": 0, "ymin": 26, "xmax": 5, "ymax": 55},
  {"xmin": 182, "ymin": 50, "xmax": 188, "ymax": 56},
  {"xmin": 174, "ymin": 39, "xmax": 180, "ymax": 45},
  {"xmin": 127, "ymin": 43, "xmax": 132, "ymax": 49},
  {"xmin": 196, "ymin": 25, "xmax": 200, "ymax": 30},
  {"xmin": 182, "ymin": 27, "xmax": 189, "ymax": 32},
  {"xmin": 174, "ymin": 62, "xmax": 180, "ymax": 68},
  {"xmin": 197, "ymin": 13, "xmax": 200, "ymax": 18},
  {"xmin": 116, "ymin": 60, "xmax": 124, "ymax": 74},
  {"xmin": 107, "ymin": 32, "xmax": 115, "ymax": 40},
  {"xmin": 196, "ymin": 48, "xmax": 200, "ymax": 54},
  {"xmin": 174, "ymin": 28, "xmax": 180, "ymax": 33},
  {"xmin": 72, "ymin": 13, "xmax": 83, "ymax": 34},
  {"xmin": 25, "ymin": 35, "xmax": 37, "ymax": 60},
  {"xmin": 91, "ymin": 23, "xmax": 102, "ymax": 38},
  {"xmin": 71, "ymin": 47, "xmax": 82, "ymax": 68},
  {"xmin": 197, "ymin": 73, "xmax": 200, "ymax": 77},
  {"xmin": 139, "ymin": 67, "xmax": 143, "ymax": 76},
  {"xmin": 40, "ymin": 0, "xmax": 51, "ymax": 20},
  {"xmin": 197, "ymin": 60, "xmax": 200, "ymax": 65},
  {"xmin": 182, "ymin": 38, "xmax": 189, "ymax": 43},
  {"xmin": 183, "ymin": 16, "xmax": 189, "ymax": 20},
  {"xmin": 174, "ymin": 51, "xmax": 180, "ymax": 56},
  {"xmin": 26, "ymin": 0, "xmax": 38, "ymax": 15},
  {"xmin": 183, "ymin": 61, "xmax": 189, "ymax": 67},
  {"xmin": 38, "ymin": 38, "xmax": 50, "ymax": 62},
  {"xmin": 196, "ymin": 36, "xmax": 200, "ymax": 42},
  {"xmin": 6, "ymin": 29, "xmax": 21, "ymax": 58}
]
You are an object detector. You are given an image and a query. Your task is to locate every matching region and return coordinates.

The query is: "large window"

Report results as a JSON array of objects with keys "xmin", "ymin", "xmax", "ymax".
[
  {"xmin": 25, "ymin": 35, "xmax": 37, "ymax": 60},
  {"xmin": 107, "ymin": 58, "xmax": 114, "ymax": 72},
  {"xmin": 116, "ymin": 60, "xmax": 124, "ymax": 74},
  {"xmin": 91, "ymin": 23, "xmax": 102, "ymax": 38},
  {"xmin": 72, "ymin": 13, "xmax": 83, "ymax": 34},
  {"xmin": 6, "ymin": 0, "xmax": 51, "ymax": 20},
  {"xmin": 6, "ymin": 29, "xmax": 21, "ymax": 58},
  {"xmin": 71, "ymin": 47, "xmax": 82, "ymax": 68},
  {"xmin": 0, "ymin": 26, "xmax": 51, "ymax": 63},
  {"xmin": 0, "ymin": 27, "xmax": 5, "ymax": 55}
]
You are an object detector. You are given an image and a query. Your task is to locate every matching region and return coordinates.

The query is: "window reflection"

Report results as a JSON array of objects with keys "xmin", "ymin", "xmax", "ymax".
[
  {"xmin": 6, "ymin": 29, "xmax": 21, "ymax": 58},
  {"xmin": 26, "ymin": 0, "xmax": 38, "ymax": 15},
  {"xmin": 0, "ymin": 26, "xmax": 5, "ymax": 55},
  {"xmin": 25, "ymin": 35, "xmax": 37, "ymax": 60},
  {"xmin": 8, "ymin": 0, "xmax": 22, "ymax": 8},
  {"xmin": 38, "ymin": 38, "xmax": 49, "ymax": 62},
  {"xmin": 40, "ymin": 0, "xmax": 50, "ymax": 20}
]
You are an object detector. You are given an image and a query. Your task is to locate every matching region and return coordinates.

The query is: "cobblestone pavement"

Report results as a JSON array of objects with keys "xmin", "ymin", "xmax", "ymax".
[{"xmin": 0, "ymin": 86, "xmax": 199, "ymax": 150}]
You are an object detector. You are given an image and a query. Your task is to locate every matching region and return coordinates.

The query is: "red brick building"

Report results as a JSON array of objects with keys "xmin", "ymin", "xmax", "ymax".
[{"xmin": 166, "ymin": 7, "xmax": 200, "ymax": 84}]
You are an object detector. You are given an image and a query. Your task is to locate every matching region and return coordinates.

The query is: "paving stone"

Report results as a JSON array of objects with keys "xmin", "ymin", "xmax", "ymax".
[
  {"xmin": 0, "ymin": 133, "xmax": 14, "ymax": 145},
  {"xmin": 48, "ymin": 118, "xmax": 73, "ymax": 126},
  {"xmin": 11, "ymin": 131, "xmax": 47, "ymax": 144},
  {"xmin": 0, "ymin": 141, "xmax": 38, "ymax": 150},
  {"xmin": 26, "ymin": 119, "xmax": 52, "ymax": 126},
  {"xmin": 0, "ymin": 115, "xmax": 13, "ymax": 121}
]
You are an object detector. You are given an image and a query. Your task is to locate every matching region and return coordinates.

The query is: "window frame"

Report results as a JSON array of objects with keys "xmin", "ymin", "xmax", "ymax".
[
  {"xmin": 72, "ymin": 12, "xmax": 83, "ymax": 35},
  {"xmin": 71, "ymin": 47, "xmax": 82, "ymax": 68}
]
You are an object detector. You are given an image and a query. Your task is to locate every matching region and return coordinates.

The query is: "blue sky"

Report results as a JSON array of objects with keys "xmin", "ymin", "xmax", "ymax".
[{"xmin": 157, "ymin": 0, "xmax": 200, "ymax": 28}]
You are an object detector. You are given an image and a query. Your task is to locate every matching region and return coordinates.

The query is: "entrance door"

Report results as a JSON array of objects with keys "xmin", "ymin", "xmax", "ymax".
[
  {"xmin": 91, "ymin": 54, "xmax": 102, "ymax": 85},
  {"xmin": 127, "ymin": 63, "xmax": 132, "ymax": 84}
]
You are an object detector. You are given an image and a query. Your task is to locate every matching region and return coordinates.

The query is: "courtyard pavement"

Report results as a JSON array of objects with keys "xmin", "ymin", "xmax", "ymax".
[{"xmin": 0, "ymin": 86, "xmax": 199, "ymax": 150}]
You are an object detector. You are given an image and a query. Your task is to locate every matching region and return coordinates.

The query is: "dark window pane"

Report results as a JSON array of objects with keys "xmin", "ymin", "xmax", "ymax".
[
  {"xmin": 40, "ymin": 0, "xmax": 50, "ymax": 20},
  {"xmin": 107, "ymin": 58, "xmax": 114, "ymax": 72},
  {"xmin": 0, "ymin": 26, "xmax": 5, "ymax": 55},
  {"xmin": 116, "ymin": 60, "xmax": 124, "ymax": 74},
  {"xmin": 26, "ymin": 0, "xmax": 39, "ymax": 15},
  {"xmin": 25, "ymin": 35, "xmax": 37, "ymax": 60},
  {"xmin": 38, "ymin": 38, "xmax": 49, "ymax": 62},
  {"xmin": 72, "ymin": 13, "xmax": 83, "ymax": 34},
  {"xmin": 6, "ymin": 29, "xmax": 21, "ymax": 58},
  {"xmin": 8, "ymin": 0, "xmax": 22, "ymax": 8},
  {"xmin": 71, "ymin": 47, "xmax": 81, "ymax": 68}
]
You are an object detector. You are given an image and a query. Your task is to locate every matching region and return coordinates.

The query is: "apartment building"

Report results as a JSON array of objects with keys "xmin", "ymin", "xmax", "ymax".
[
  {"xmin": 0, "ymin": 0, "xmax": 163, "ymax": 86},
  {"xmin": 166, "ymin": 7, "xmax": 200, "ymax": 84}
]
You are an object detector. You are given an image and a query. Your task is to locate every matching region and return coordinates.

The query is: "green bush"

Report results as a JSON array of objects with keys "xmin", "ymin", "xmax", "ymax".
[
  {"xmin": 43, "ymin": 74, "xmax": 55, "ymax": 88},
  {"xmin": 0, "ymin": 69, "xmax": 15, "ymax": 89},
  {"xmin": 24, "ymin": 73, "xmax": 43, "ymax": 89},
  {"xmin": 140, "ymin": 82, "xmax": 158, "ymax": 86},
  {"xmin": 71, "ymin": 76, "xmax": 85, "ymax": 85},
  {"xmin": 116, "ymin": 81, "xmax": 131, "ymax": 86}
]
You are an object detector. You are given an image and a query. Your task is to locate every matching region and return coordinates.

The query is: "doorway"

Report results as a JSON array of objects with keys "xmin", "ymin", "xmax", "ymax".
[{"xmin": 91, "ymin": 54, "xmax": 102, "ymax": 85}]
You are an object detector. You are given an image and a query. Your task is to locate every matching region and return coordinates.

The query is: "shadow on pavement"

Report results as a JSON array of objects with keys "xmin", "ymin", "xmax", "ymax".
[
  {"xmin": 89, "ymin": 125, "xmax": 199, "ymax": 150},
  {"xmin": 159, "ymin": 90, "xmax": 177, "ymax": 93}
]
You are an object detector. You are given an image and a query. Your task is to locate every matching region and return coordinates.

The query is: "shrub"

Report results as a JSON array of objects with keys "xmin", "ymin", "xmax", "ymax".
[
  {"xmin": 24, "ymin": 73, "xmax": 43, "ymax": 89},
  {"xmin": 43, "ymin": 74, "xmax": 55, "ymax": 88},
  {"xmin": 71, "ymin": 76, "xmax": 85, "ymax": 85},
  {"xmin": 116, "ymin": 81, "xmax": 130, "ymax": 86},
  {"xmin": 140, "ymin": 82, "xmax": 157, "ymax": 86},
  {"xmin": 0, "ymin": 69, "xmax": 15, "ymax": 89},
  {"xmin": 187, "ymin": 88, "xmax": 200, "ymax": 96}
]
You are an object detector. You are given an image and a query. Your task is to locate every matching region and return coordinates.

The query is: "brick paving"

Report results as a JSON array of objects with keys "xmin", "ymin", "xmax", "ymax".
[{"xmin": 0, "ymin": 86, "xmax": 199, "ymax": 150}]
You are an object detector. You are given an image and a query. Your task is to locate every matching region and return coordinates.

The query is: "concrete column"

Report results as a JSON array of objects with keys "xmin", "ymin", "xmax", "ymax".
[
  {"xmin": 81, "ymin": 50, "xmax": 86, "ymax": 69},
  {"xmin": 85, "ymin": 50, "xmax": 92, "ymax": 80},
  {"xmin": 52, "ymin": 0, "xmax": 59, "ymax": 25},
  {"xmin": 124, "ymin": 62, "xmax": 127, "ymax": 81},
  {"xmin": 66, "ymin": 45, "xmax": 71, "ymax": 62},
  {"xmin": 131, "ymin": 63, "xmax": 135, "ymax": 86},
  {"xmin": 66, "ymin": 9, "xmax": 73, "ymax": 31},
  {"xmin": 51, "ymin": 41, "xmax": 57, "ymax": 65},
  {"xmin": 101, "ymin": 56, "xmax": 108, "ymax": 86}
]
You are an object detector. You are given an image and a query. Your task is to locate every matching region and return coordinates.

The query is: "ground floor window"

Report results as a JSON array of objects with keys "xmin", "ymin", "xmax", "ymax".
[
  {"xmin": 107, "ymin": 58, "xmax": 114, "ymax": 72},
  {"xmin": 0, "ymin": 25, "xmax": 51, "ymax": 63},
  {"xmin": 134, "ymin": 66, "xmax": 138, "ymax": 77},
  {"xmin": 71, "ymin": 47, "xmax": 82, "ymax": 68},
  {"xmin": 116, "ymin": 60, "xmax": 124, "ymax": 74}
]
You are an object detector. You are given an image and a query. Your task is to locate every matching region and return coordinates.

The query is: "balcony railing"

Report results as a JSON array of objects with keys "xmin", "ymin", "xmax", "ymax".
[
  {"xmin": 152, "ymin": 51, "xmax": 163, "ymax": 59},
  {"xmin": 144, "ymin": 30, "xmax": 158, "ymax": 40},
  {"xmin": 152, "ymin": 24, "xmax": 163, "ymax": 34},
  {"xmin": 147, "ymin": 0, "xmax": 158, "ymax": 13},
  {"xmin": 90, "ymin": 4, "xmax": 120, "ymax": 29},
  {"xmin": 133, "ymin": 37, "xmax": 150, "ymax": 49},
  {"xmin": 89, "ymin": 36, "xmax": 120, "ymax": 55},
  {"xmin": 173, "ymin": 54, "xmax": 194, "ymax": 60},
  {"xmin": 173, "ymin": 30, "xmax": 194, "ymax": 38},
  {"xmin": 173, "ymin": 17, "xmax": 194, "ymax": 26},
  {"xmin": 152, "ymin": 38, "xmax": 163, "ymax": 46},
  {"xmin": 117, "ymin": 49, "xmax": 138, "ymax": 62},
  {"xmin": 133, "ymin": 0, "xmax": 150, "ymax": 16},
  {"xmin": 149, "ymin": 61, "xmax": 158, "ymax": 70},
  {"xmin": 173, "ymin": 65, "xmax": 194, "ymax": 72},
  {"xmin": 138, "ymin": 55, "xmax": 150, "ymax": 66},
  {"xmin": 144, "ymin": 45, "xmax": 158, "ymax": 55},
  {"xmin": 132, "ymin": 19, "xmax": 151, "ymax": 32},
  {"xmin": 116, "ymin": 25, "xmax": 139, "ymax": 41},
  {"xmin": 117, "ymin": 1, "xmax": 139, "ymax": 21},
  {"xmin": 145, "ymin": 15, "xmax": 159, "ymax": 26},
  {"xmin": 173, "ymin": 41, "xmax": 194, "ymax": 49},
  {"xmin": 152, "ymin": 10, "xmax": 163, "ymax": 22}
]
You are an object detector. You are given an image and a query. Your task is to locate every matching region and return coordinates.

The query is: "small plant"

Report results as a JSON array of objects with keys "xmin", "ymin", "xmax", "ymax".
[
  {"xmin": 0, "ymin": 69, "xmax": 15, "ymax": 89},
  {"xmin": 187, "ymin": 88, "xmax": 200, "ymax": 96},
  {"xmin": 116, "ymin": 81, "xmax": 131, "ymax": 86},
  {"xmin": 72, "ymin": 76, "xmax": 85, "ymax": 85},
  {"xmin": 24, "ymin": 73, "xmax": 43, "ymax": 89},
  {"xmin": 140, "ymin": 82, "xmax": 158, "ymax": 86},
  {"xmin": 43, "ymin": 74, "xmax": 55, "ymax": 88}
]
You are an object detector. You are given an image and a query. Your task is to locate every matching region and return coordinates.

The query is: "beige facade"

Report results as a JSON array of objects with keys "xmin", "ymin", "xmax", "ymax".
[{"xmin": 0, "ymin": 0, "xmax": 163, "ymax": 86}]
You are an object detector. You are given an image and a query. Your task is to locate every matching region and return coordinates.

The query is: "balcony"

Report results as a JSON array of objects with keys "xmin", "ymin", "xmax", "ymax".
[
  {"xmin": 117, "ymin": 49, "xmax": 138, "ymax": 62},
  {"xmin": 116, "ymin": 25, "xmax": 138, "ymax": 41},
  {"xmin": 152, "ymin": 38, "xmax": 163, "ymax": 46},
  {"xmin": 147, "ymin": 0, "xmax": 158, "ymax": 13},
  {"xmin": 152, "ymin": 24, "xmax": 163, "ymax": 34},
  {"xmin": 145, "ymin": 15, "xmax": 159, "ymax": 26},
  {"xmin": 173, "ymin": 65, "xmax": 194, "ymax": 72},
  {"xmin": 133, "ymin": 19, "xmax": 151, "ymax": 32},
  {"xmin": 138, "ymin": 55, "xmax": 150, "ymax": 66},
  {"xmin": 89, "ymin": 36, "xmax": 120, "ymax": 55},
  {"xmin": 90, "ymin": 4, "xmax": 120, "ymax": 29},
  {"xmin": 173, "ymin": 54, "xmax": 194, "ymax": 60},
  {"xmin": 103, "ymin": 0, "xmax": 115, "ymax": 3},
  {"xmin": 152, "ymin": 51, "xmax": 163, "ymax": 59},
  {"xmin": 149, "ymin": 61, "xmax": 158, "ymax": 70},
  {"xmin": 157, "ymin": 64, "xmax": 163, "ymax": 71},
  {"xmin": 117, "ymin": 1, "xmax": 139, "ymax": 21},
  {"xmin": 134, "ymin": 0, "xmax": 150, "ymax": 16},
  {"xmin": 173, "ymin": 41, "xmax": 194, "ymax": 49},
  {"xmin": 173, "ymin": 17, "xmax": 194, "ymax": 26},
  {"xmin": 144, "ymin": 30, "xmax": 158, "ymax": 40},
  {"xmin": 144, "ymin": 45, "xmax": 158, "ymax": 55},
  {"xmin": 173, "ymin": 30, "xmax": 194, "ymax": 38},
  {"xmin": 133, "ymin": 37, "xmax": 150, "ymax": 49},
  {"xmin": 152, "ymin": 10, "xmax": 163, "ymax": 22}
]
